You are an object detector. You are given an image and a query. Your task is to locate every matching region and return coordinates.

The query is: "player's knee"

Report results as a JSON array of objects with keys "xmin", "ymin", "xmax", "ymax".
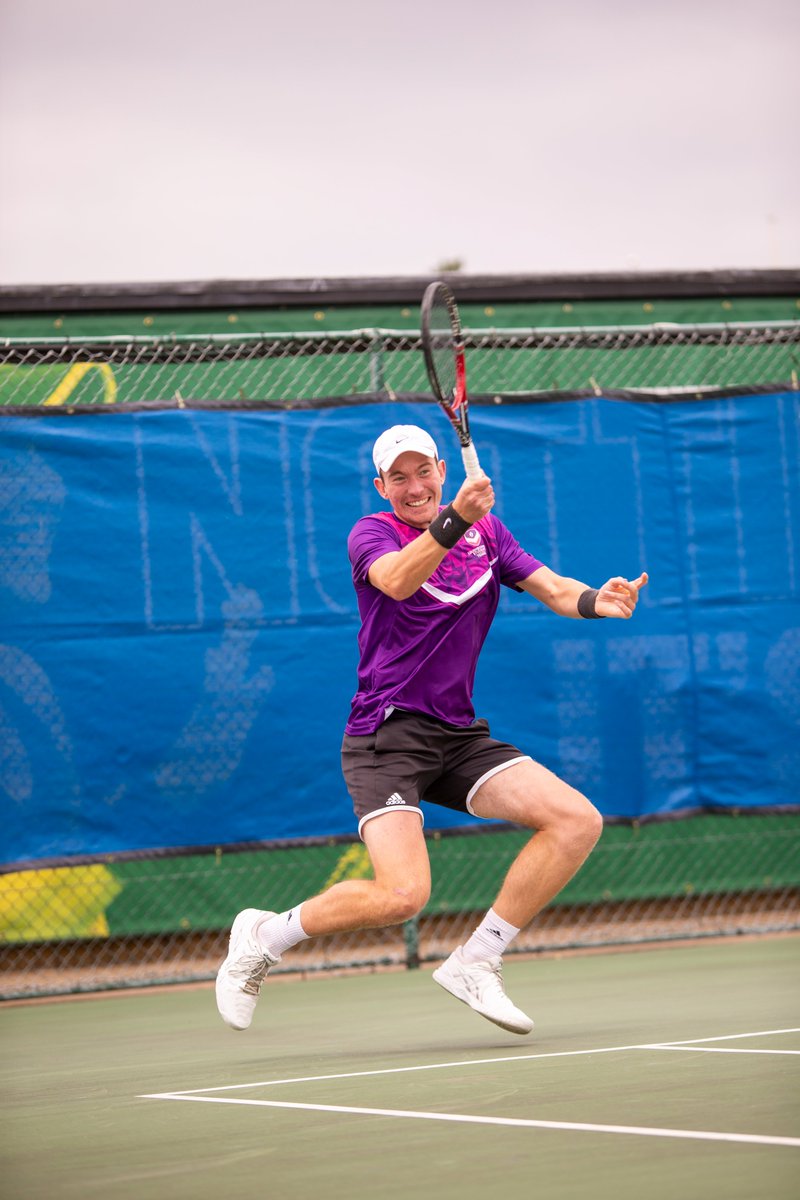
[
  {"xmin": 561, "ymin": 795, "xmax": 603, "ymax": 855},
  {"xmin": 388, "ymin": 882, "xmax": 430, "ymax": 922},
  {"xmin": 578, "ymin": 799, "xmax": 604, "ymax": 850}
]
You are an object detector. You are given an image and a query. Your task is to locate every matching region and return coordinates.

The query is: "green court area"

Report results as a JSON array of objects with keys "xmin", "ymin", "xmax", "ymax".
[{"xmin": 2, "ymin": 937, "xmax": 798, "ymax": 1199}]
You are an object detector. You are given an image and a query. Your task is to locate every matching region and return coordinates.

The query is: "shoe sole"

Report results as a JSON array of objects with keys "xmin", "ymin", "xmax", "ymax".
[{"xmin": 432, "ymin": 967, "xmax": 534, "ymax": 1035}]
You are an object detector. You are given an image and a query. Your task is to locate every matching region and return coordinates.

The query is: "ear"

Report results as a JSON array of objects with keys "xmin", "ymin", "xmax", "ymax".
[
  {"xmin": 438, "ymin": 458, "xmax": 446, "ymax": 483},
  {"xmin": 373, "ymin": 475, "xmax": 388, "ymax": 500}
]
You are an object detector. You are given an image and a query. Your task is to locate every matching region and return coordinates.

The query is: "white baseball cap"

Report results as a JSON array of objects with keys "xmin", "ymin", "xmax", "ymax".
[{"xmin": 372, "ymin": 424, "xmax": 439, "ymax": 473}]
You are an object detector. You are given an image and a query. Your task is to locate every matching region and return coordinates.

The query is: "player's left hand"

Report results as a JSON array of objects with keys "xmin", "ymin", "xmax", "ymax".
[{"xmin": 596, "ymin": 572, "xmax": 649, "ymax": 618}]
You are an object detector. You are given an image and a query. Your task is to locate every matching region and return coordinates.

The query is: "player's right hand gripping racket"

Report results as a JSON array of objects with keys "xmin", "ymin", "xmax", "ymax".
[{"xmin": 420, "ymin": 281, "xmax": 483, "ymax": 479}]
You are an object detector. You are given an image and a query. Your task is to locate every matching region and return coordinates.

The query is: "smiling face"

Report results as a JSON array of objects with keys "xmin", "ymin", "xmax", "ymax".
[{"xmin": 374, "ymin": 450, "xmax": 446, "ymax": 529}]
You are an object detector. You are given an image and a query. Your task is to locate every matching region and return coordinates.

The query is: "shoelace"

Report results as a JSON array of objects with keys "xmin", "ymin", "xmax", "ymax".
[
  {"xmin": 475, "ymin": 960, "xmax": 522, "ymax": 1012},
  {"xmin": 478, "ymin": 960, "xmax": 507, "ymax": 998},
  {"xmin": 229, "ymin": 950, "xmax": 272, "ymax": 993},
  {"xmin": 458, "ymin": 957, "xmax": 507, "ymax": 1002}
]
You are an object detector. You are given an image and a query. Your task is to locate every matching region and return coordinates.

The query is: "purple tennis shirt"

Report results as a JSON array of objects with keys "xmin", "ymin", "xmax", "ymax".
[{"xmin": 345, "ymin": 509, "xmax": 543, "ymax": 734}]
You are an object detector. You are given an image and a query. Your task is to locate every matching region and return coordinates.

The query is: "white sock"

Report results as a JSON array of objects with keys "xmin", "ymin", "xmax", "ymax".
[
  {"xmin": 255, "ymin": 904, "xmax": 310, "ymax": 958},
  {"xmin": 460, "ymin": 907, "xmax": 520, "ymax": 963}
]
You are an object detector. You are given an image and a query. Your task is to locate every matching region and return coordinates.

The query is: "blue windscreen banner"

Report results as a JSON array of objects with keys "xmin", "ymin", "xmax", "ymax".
[{"xmin": 1, "ymin": 393, "xmax": 798, "ymax": 866}]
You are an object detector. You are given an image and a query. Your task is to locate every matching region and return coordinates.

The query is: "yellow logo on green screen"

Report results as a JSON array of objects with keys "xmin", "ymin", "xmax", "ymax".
[{"xmin": 0, "ymin": 865, "xmax": 122, "ymax": 942}]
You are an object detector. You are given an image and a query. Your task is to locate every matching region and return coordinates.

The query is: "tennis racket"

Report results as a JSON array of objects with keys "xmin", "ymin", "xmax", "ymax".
[{"xmin": 420, "ymin": 281, "xmax": 483, "ymax": 479}]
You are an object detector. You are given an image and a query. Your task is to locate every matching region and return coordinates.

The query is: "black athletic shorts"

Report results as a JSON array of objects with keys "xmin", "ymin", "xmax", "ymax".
[{"xmin": 341, "ymin": 709, "xmax": 530, "ymax": 838}]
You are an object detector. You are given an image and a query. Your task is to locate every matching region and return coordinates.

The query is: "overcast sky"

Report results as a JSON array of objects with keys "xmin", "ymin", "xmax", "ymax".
[{"xmin": 0, "ymin": 0, "xmax": 798, "ymax": 286}]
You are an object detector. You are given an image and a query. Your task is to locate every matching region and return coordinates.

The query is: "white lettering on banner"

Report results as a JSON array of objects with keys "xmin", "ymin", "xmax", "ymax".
[
  {"xmin": 549, "ymin": 627, "xmax": 800, "ymax": 810},
  {"xmin": 0, "ymin": 644, "xmax": 79, "ymax": 806},
  {"xmin": 133, "ymin": 414, "xmax": 278, "ymax": 793},
  {"xmin": 299, "ymin": 414, "xmax": 354, "ymax": 616},
  {"xmin": 0, "ymin": 449, "xmax": 65, "ymax": 605},
  {"xmin": 155, "ymin": 582, "xmax": 275, "ymax": 794},
  {"xmin": 135, "ymin": 415, "xmax": 249, "ymax": 632}
]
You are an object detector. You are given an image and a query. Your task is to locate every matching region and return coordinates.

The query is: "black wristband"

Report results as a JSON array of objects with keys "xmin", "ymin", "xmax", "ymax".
[
  {"xmin": 428, "ymin": 503, "xmax": 472, "ymax": 550},
  {"xmin": 577, "ymin": 588, "xmax": 605, "ymax": 619}
]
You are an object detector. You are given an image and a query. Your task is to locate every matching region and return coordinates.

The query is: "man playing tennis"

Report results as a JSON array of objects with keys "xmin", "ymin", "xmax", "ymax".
[{"xmin": 216, "ymin": 423, "xmax": 648, "ymax": 1036}]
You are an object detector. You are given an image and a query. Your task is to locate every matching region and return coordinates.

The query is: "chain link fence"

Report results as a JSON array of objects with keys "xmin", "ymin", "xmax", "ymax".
[
  {"xmin": 2, "ymin": 815, "xmax": 798, "ymax": 998},
  {"xmin": 2, "ymin": 321, "xmax": 799, "ymax": 411},
  {"xmin": 2, "ymin": 314, "xmax": 799, "ymax": 997}
]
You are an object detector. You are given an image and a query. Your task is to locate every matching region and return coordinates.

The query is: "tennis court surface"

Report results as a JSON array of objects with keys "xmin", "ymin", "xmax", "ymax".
[{"xmin": 2, "ymin": 936, "xmax": 798, "ymax": 1199}]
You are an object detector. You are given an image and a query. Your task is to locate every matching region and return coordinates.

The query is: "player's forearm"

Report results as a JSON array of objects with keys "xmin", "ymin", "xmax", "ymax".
[
  {"xmin": 520, "ymin": 567, "xmax": 590, "ymax": 617},
  {"xmin": 367, "ymin": 536, "xmax": 450, "ymax": 600},
  {"xmin": 541, "ymin": 576, "xmax": 589, "ymax": 618},
  {"xmin": 522, "ymin": 567, "xmax": 648, "ymax": 619}
]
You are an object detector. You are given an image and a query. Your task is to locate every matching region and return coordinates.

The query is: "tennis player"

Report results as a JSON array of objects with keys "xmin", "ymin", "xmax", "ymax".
[{"xmin": 216, "ymin": 424, "xmax": 648, "ymax": 1035}]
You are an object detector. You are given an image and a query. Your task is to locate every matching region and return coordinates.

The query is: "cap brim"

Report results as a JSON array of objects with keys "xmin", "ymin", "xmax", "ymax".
[{"xmin": 377, "ymin": 441, "xmax": 438, "ymax": 472}]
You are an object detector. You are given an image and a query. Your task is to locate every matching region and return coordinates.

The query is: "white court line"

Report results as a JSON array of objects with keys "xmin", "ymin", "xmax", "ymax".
[
  {"xmin": 138, "ymin": 1028, "xmax": 800, "ymax": 1149},
  {"xmin": 652, "ymin": 1048, "xmax": 800, "ymax": 1056},
  {"xmin": 138, "ymin": 1093, "xmax": 800, "ymax": 1149},
  {"xmin": 642, "ymin": 1029, "xmax": 800, "ymax": 1057},
  {"xmin": 141, "ymin": 1028, "xmax": 800, "ymax": 1097},
  {"xmin": 644, "ymin": 1028, "xmax": 800, "ymax": 1048},
  {"xmin": 141, "ymin": 1041, "xmax": 654, "ymax": 1097}
]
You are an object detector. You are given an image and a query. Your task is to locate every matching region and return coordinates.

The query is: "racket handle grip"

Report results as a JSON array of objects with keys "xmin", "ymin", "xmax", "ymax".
[{"xmin": 461, "ymin": 441, "xmax": 483, "ymax": 479}]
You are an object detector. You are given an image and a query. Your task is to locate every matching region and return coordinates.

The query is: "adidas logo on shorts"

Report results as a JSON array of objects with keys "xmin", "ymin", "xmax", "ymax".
[{"xmin": 385, "ymin": 793, "xmax": 405, "ymax": 805}]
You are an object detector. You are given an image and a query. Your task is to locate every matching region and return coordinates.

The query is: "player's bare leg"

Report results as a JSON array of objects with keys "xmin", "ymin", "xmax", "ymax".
[
  {"xmin": 470, "ymin": 758, "xmax": 603, "ymax": 928},
  {"xmin": 301, "ymin": 810, "xmax": 431, "ymax": 933},
  {"xmin": 216, "ymin": 811, "xmax": 430, "ymax": 1030},
  {"xmin": 433, "ymin": 759, "xmax": 602, "ymax": 1035}
]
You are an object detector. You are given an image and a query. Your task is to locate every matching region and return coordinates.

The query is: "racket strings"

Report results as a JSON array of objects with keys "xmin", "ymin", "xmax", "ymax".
[{"xmin": 429, "ymin": 295, "xmax": 459, "ymax": 403}]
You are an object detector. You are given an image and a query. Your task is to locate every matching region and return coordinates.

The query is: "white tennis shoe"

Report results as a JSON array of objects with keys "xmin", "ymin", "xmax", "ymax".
[
  {"xmin": 432, "ymin": 946, "xmax": 534, "ymax": 1035},
  {"xmin": 215, "ymin": 908, "xmax": 280, "ymax": 1031}
]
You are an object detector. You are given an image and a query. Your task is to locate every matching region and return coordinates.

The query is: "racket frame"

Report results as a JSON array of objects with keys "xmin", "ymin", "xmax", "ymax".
[{"xmin": 421, "ymin": 281, "xmax": 482, "ymax": 478}]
